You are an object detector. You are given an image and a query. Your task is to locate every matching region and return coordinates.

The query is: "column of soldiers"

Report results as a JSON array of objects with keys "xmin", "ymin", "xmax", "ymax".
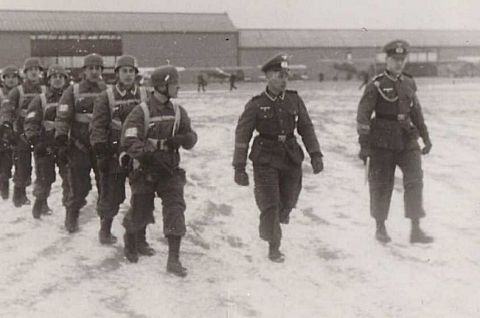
[{"xmin": 0, "ymin": 38, "xmax": 434, "ymax": 277}]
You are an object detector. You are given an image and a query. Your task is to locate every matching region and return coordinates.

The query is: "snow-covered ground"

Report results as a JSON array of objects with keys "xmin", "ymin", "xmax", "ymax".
[{"xmin": 1, "ymin": 78, "xmax": 479, "ymax": 318}]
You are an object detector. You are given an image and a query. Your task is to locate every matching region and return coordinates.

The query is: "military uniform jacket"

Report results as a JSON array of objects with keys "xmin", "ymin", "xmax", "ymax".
[
  {"xmin": 90, "ymin": 84, "xmax": 147, "ymax": 153},
  {"xmin": 0, "ymin": 80, "xmax": 46, "ymax": 134},
  {"xmin": 55, "ymin": 79, "xmax": 107, "ymax": 148},
  {"xmin": 121, "ymin": 93, "xmax": 197, "ymax": 170},
  {"xmin": 24, "ymin": 87, "xmax": 64, "ymax": 145},
  {"xmin": 233, "ymin": 89, "xmax": 321, "ymax": 169},
  {"xmin": 356, "ymin": 71, "xmax": 430, "ymax": 151}
]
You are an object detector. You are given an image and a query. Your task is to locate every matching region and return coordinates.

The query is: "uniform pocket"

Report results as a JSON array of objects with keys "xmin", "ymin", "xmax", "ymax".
[{"xmin": 249, "ymin": 138, "xmax": 272, "ymax": 164}]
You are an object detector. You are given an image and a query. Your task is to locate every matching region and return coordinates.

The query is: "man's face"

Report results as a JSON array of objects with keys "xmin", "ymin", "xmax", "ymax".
[
  {"xmin": 49, "ymin": 74, "xmax": 66, "ymax": 90},
  {"xmin": 84, "ymin": 65, "xmax": 102, "ymax": 82},
  {"xmin": 118, "ymin": 66, "xmax": 136, "ymax": 87},
  {"xmin": 167, "ymin": 82, "xmax": 180, "ymax": 98},
  {"xmin": 266, "ymin": 69, "xmax": 289, "ymax": 92},
  {"xmin": 3, "ymin": 74, "xmax": 19, "ymax": 88},
  {"xmin": 386, "ymin": 55, "xmax": 407, "ymax": 75},
  {"xmin": 157, "ymin": 81, "xmax": 180, "ymax": 99},
  {"xmin": 25, "ymin": 67, "xmax": 41, "ymax": 82}
]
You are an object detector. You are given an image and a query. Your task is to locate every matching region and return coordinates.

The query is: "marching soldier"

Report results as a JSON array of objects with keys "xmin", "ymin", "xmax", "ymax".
[
  {"xmin": 356, "ymin": 40, "xmax": 433, "ymax": 244},
  {"xmin": 233, "ymin": 53, "xmax": 324, "ymax": 262},
  {"xmin": 90, "ymin": 55, "xmax": 148, "ymax": 245},
  {"xmin": 0, "ymin": 65, "xmax": 21, "ymax": 199},
  {"xmin": 24, "ymin": 64, "xmax": 70, "ymax": 219},
  {"xmin": 0, "ymin": 58, "xmax": 46, "ymax": 207},
  {"xmin": 55, "ymin": 53, "xmax": 107, "ymax": 233},
  {"xmin": 120, "ymin": 65, "xmax": 197, "ymax": 277}
]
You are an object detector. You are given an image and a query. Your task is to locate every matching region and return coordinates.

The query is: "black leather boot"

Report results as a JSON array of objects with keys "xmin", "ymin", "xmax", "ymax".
[
  {"xmin": 0, "ymin": 180, "xmax": 9, "ymax": 200},
  {"xmin": 410, "ymin": 219, "xmax": 434, "ymax": 244},
  {"xmin": 99, "ymin": 217, "xmax": 117, "ymax": 245},
  {"xmin": 65, "ymin": 208, "xmax": 79, "ymax": 233},
  {"xmin": 13, "ymin": 186, "xmax": 30, "ymax": 207},
  {"xmin": 124, "ymin": 232, "xmax": 139, "ymax": 263},
  {"xmin": 167, "ymin": 235, "xmax": 187, "ymax": 277},
  {"xmin": 375, "ymin": 219, "xmax": 391, "ymax": 243},
  {"xmin": 268, "ymin": 241, "xmax": 285, "ymax": 263},
  {"xmin": 136, "ymin": 226, "xmax": 155, "ymax": 256}
]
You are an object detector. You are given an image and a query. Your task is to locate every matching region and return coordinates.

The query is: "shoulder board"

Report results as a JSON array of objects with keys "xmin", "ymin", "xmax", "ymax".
[
  {"xmin": 402, "ymin": 72, "xmax": 414, "ymax": 78},
  {"xmin": 371, "ymin": 73, "xmax": 384, "ymax": 81},
  {"xmin": 250, "ymin": 94, "xmax": 263, "ymax": 102},
  {"xmin": 285, "ymin": 89, "xmax": 298, "ymax": 95}
]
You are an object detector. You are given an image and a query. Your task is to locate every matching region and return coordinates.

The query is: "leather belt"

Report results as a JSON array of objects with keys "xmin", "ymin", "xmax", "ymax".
[
  {"xmin": 376, "ymin": 113, "xmax": 408, "ymax": 121},
  {"xmin": 259, "ymin": 133, "xmax": 294, "ymax": 142}
]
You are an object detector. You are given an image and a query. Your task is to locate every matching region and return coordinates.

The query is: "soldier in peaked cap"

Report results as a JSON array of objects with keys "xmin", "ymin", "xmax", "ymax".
[
  {"xmin": 24, "ymin": 64, "xmax": 70, "ymax": 218},
  {"xmin": 90, "ymin": 54, "xmax": 148, "ymax": 245},
  {"xmin": 0, "ymin": 65, "xmax": 21, "ymax": 200},
  {"xmin": 0, "ymin": 57, "xmax": 46, "ymax": 207},
  {"xmin": 233, "ymin": 53, "xmax": 324, "ymax": 263},
  {"xmin": 356, "ymin": 40, "xmax": 433, "ymax": 244},
  {"xmin": 55, "ymin": 53, "xmax": 107, "ymax": 233},
  {"xmin": 120, "ymin": 65, "xmax": 197, "ymax": 276}
]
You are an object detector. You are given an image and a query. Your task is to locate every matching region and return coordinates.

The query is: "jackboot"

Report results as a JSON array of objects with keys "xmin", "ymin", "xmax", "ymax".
[
  {"xmin": 124, "ymin": 232, "xmax": 139, "ymax": 263},
  {"xmin": 167, "ymin": 235, "xmax": 187, "ymax": 277},
  {"xmin": 410, "ymin": 219, "xmax": 434, "ymax": 244},
  {"xmin": 268, "ymin": 241, "xmax": 285, "ymax": 263},
  {"xmin": 13, "ymin": 186, "xmax": 30, "ymax": 207},
  {"xmin": 0, "ymin": 180, "xmax": 9, "ymax": 200},
  {"xmin": 375, "ymin": 219, "xmax": 391, "ymax": 243},
  {"xmin": 65, "ymin": 208, "xmax": 79, "ymax": 233},
  {"xmin": 136, "ymin": 226, "xmax": 155, "ymax": 256},
  {"xmin": 98, "ymin": 217, "xmax": 117, "ymax": 245},
  {"xmin": 32, "ymin": 198, "xmax": 43, "ymax": 219}
]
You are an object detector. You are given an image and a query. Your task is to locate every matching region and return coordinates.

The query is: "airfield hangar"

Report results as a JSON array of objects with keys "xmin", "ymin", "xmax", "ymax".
[{"xmin": 1, "ymin": 9, "xmax": 480, "ymax": 82}]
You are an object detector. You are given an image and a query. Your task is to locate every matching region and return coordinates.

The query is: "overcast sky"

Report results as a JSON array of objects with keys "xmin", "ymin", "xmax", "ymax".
[{"xmin": 0, "ymin": 0, "xmax": 479, "ymax": 30}]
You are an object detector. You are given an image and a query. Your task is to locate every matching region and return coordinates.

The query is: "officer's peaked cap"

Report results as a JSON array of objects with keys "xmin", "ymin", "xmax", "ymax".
[
  {"xmin": 261, "ymin": 53, "xmax": 290, "ymax": 73},
  {"xmin": 383, "ymin": 40, "xmax": 410, "ymax": 57}
]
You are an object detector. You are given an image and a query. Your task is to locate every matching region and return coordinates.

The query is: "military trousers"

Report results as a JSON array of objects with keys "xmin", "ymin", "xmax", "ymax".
[
  {"xmin": 253, "ymin": 163, "xmax": 302, "ymax": 243},
  {"xmin": 64, "ymin": 144, "xmax": 100, "ymax": 211},
  {"xmin": 123, "ymin": 167, "xmax": 187, "ymax": 236},
  {"xmin": 96, "ymin": 155, "xmax": 127, "ymax": 219},
  {"xmin": 12, "ymin": 136, "xmax": 32, "ymax": 188},
  {"xmin": 33, "ymin": 151, "xmax": 69, "ymax": 205},
  {"xmin": 0, "ymin": 149, "xmax": 12, "ymax": 182},
  {"xmin": 368, "ymin": 148, "xmax": 425, "ymax": 220}
]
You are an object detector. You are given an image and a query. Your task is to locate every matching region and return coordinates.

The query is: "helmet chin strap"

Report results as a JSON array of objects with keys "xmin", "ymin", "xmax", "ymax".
[{"xmin": 154, "ymin": 85, "xmax": 170, "ymax": 102}]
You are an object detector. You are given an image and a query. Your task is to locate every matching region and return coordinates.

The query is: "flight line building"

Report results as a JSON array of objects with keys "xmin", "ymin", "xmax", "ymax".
[{"xmin": 1, "ymin": 9, "xmax": 480, "ymax": 81}]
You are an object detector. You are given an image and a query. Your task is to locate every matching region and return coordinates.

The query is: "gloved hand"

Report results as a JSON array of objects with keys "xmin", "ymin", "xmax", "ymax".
[
  {"xmin": 422, "ymin": 138, "xmax": 432, "ymax": 155},
  {"xmin": 310, "ymin": 153, "xmax": 324, "ymax": 174},
  {"xmin": 165, "ymin": 134, "xmax": 187, "ymax": 150},
  {"xmin": 1, "ymin": 123, "xmax": 15, "ymax": 147},
  {"xmin": 119, "ymin": 152, "xmax": 132, "ymax": 171},
  {"xmin": 234, "ymin": 166, "xmax": 249, "ymax": 186},
  {"xmin": 358, "ymin": 146, "xmax": 370, "ymax": 165}
]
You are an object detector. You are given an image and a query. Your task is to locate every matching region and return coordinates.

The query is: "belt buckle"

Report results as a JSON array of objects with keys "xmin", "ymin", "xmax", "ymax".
[
  {"xmin": 397, "ymin": 114, "xmax": 406, "ymax": 121},
  {"xmin": 278, "ymin": 135, "xmax": 287, "ymax": 142}
]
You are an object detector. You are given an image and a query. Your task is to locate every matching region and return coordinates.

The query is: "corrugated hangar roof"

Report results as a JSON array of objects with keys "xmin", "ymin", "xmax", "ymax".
[
  {"xmin": 240, "ymin": 29, "xmax": 480, "ymax": 48},
  {"xmin": 0, "ymin": 10, "xmax": 236, "ymax": 33}
]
